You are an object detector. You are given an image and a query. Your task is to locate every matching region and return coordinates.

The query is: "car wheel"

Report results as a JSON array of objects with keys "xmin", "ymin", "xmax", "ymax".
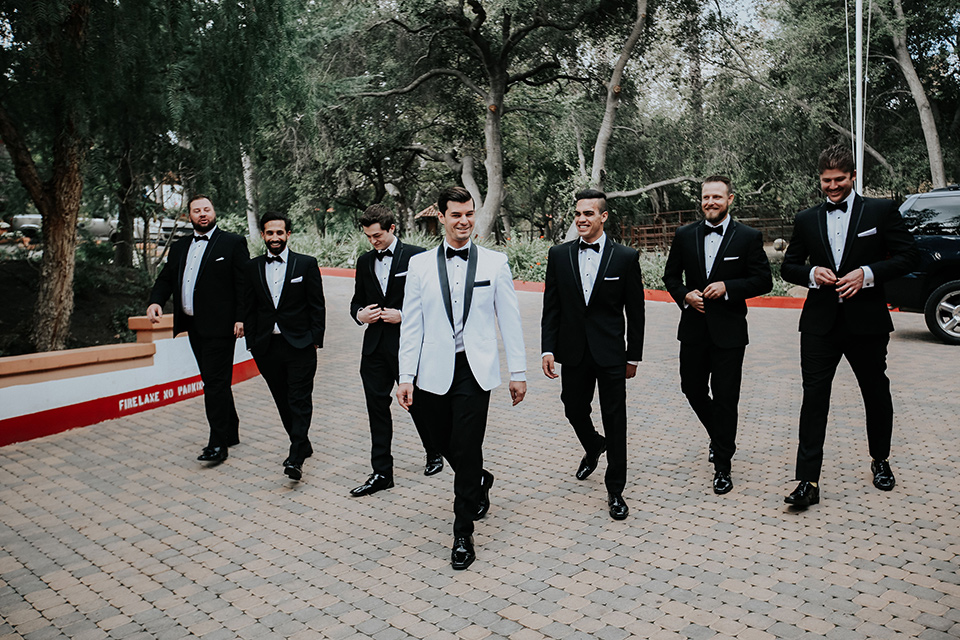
[{"xmin": 923, "ymin": 280, "xmax": 960, "ymax": 345}]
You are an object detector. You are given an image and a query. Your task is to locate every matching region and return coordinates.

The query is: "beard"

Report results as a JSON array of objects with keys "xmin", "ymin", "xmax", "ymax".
[{"xmin": 266, "ymin": 239, "xmax": 287, "ymax": 255}]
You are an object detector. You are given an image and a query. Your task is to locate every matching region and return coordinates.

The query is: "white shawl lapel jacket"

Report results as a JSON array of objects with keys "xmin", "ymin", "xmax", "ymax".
[{"xmin": 399, "ymin": 243, "xmax": 526, "ymax": 394}]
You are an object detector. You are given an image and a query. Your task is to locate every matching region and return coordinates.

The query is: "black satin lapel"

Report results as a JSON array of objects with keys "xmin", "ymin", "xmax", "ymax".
[
  {"xmin": 436, "ymin": 246, "xmax": 455, "ymax": 329},
  {"xmin": 567, "ymin": 242, "xmax": 585, "ymax": 306},
  {"xmin": 711, "ymin": 221, "xmax": 737, "ymax": 281},
  {"xmin": 840, "ymin": 196, "xmax": 864, "ymax": 271},
  {"xmin": 696, "ymin": 223, "xmax": 707, "ymax": 280},
  {"xmin": 277, "ymin": 254, "xmax": 296, "ymax": 307},
  {"xmin": 258, "ymin": 257, "xmax": 269, "ymax": 304},
  {"xmin": 818, "ymin": 205, "xmax": 837, "ymax": 272},
  {"xmin": 462, "ymin": 244, "xmax": 479, "ymax": 326},
  {"xmin": 588, "ymin": 238, "xmax": 615, "ymax": 306},
  {"xmin": 368, "ymin": 250, "xmax": 384, "ymax": 302},
  {"xmin": 196, "ymin": 228, "xmax": 220, "ymax": 280},
  {"xmin": 384, "ymin": 242, "xmax": 402, "ymax": 299}
]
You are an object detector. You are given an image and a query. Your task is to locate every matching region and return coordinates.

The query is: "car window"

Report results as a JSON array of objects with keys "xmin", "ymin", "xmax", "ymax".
[{"xmin": 902, "ymin": 195, "xmax": 960, "ymax": 235}]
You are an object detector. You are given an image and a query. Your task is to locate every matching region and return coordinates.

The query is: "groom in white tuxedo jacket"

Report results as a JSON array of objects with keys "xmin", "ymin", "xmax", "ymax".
[{"xmin": 398, "ymin": 186, "xmax": 527, "ymax": 570}]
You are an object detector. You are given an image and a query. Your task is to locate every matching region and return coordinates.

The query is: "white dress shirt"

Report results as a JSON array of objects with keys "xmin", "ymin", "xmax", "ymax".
[
  {"xmin": 265, "ymin": 247, "xmax": 289, "ymax": 334},
  {"xmin": 181, "ymin": 227, "xmax": 214, "ymax": 316},
  {"xmin": 578, "ymin": 233, "xmax": 606, "ymax": 304},
  {"xmin": 375, "ymin": 237, "xmax": 398, "ymax": 296},
  {"xmin": 808, "ymin": 191, "xmax": 874, "ymax": 289},
  {"xmin": 444, "ymin": 240, "xmax": 470, "ymax": 353},
  {"xmin": 704, "ymin": 215, "xmax": 730, "ymax": 278}
]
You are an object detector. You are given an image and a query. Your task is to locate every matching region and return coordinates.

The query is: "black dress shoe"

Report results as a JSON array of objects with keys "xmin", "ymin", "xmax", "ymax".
[
  {"xmin": 349, "ymin": 473, "xmax": 394, "ymax": 496},
  {"xmin": 197, "ymin": 446, "xmax": 227, "ymax": 463},
  {"xmin": 283, "ymin": 460, "xmax": 303, "ymax": 481},
  {"xmin": 576, "ymin": 438, "xmax": 607, "ymax": 480},
  {"xmin": 784, "ymin": 481, "xmax": 819, "ymax": 507},
  {"xmin": 871, "ymin": 459, "xmax": 896, "ymax": 491},
  {"xmin": 608, "ymin": 493, "xmax": 629, "ymax": 520},
  {"xmin": 451, "ymin": 536, "xmax": 475, "ymax": 570},
  {"xmin": 475, "ymin": 470, "xmax": 494, "ymax": 520},
  {"xmin": 713, "ymin": 470, "xmax": 733, "ymax": 495},
  {"xmin": 424, "ymin": 453, "xmax": 443, "ymax": 476}
]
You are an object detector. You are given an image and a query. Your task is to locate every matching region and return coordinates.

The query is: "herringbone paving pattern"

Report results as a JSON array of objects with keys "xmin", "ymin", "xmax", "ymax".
[{"xmin": 1, "ymin": 275, "xmax": 958, "ymax": 639}]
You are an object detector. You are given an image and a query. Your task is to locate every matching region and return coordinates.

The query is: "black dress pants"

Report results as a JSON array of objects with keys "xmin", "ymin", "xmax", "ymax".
[
  {"xmin": 678, "ymin": 340, "xmax": 746, "ymax": 473},
  {"xmin": 559, "ymin": 348, "xmax": 628, "ymax": 495},
  {"xmin": 187, "ymin": 326, "xmax": 240, "ymax": 449},
  {"xmin": 413, "ymin": 352, "xmax": 490, "ymax": 538},
  {"xmin": 254, "ymin": 334, "xmax": 317, "ymax": 465},
  {"xmin": 796, "ymin": 325, "xmax": 892, "ymax": 482},
  {"xmin": 360, "ymin": 345, "xmax": 434, "ymax": 477}
]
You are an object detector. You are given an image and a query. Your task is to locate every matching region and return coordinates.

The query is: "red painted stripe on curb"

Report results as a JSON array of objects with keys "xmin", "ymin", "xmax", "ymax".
[
  {"xmin": 321, "ymin": 268, "xmax": 807, "ymax": 308},
  {"xmin": 0, "ymin": 358, "xmax": 260, "ymax": 447}
]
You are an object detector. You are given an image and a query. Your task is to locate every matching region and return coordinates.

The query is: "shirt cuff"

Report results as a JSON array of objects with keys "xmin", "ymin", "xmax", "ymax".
[
  {"xmin": 540, "ymin": 352, "xmax": 553, "ymax": 359},
  {"xmin": 399, "ymin": 374, "xmax": 415, "ymax": 385},
  {"xmin": 356, "ymin": 310, "xmax": 364, "ymax": 324},
  {"xmin": 627, "ymin": 361, "xmax": 639, "ymax": 367},
  {"xmin": 861, "ymin": 265, "xmax": 875, "ymax": 288},
  {"xmin": 808, "ymin": 267, "xmax": 819, "ymax": 289},
  {"xmin": 510, "ymin": 372, "xmax": 526, "ymax": 382}
]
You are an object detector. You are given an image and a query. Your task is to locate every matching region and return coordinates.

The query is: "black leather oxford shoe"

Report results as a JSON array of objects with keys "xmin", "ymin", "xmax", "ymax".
[
  {"xmin": 713, "ymin": 470, "xmax": 733, "ymax": 495},
  {"xmin": 608, "ymin": 493, "xmax": 629, "ymax": 520},
  {"xmin": 283, "ymin": 460, "xmax": 303, "ymax": 481},
  {"xmin": 576, "ymin": 439, "xmax": 607, "ymax": 480},
  {"xmin": 424, "ymin": 453, "xmax": 443, "ymax": 476},
  {"xmin": 197, "ymin": 446, "xmax": 227, "ymax": 464},
  {"xmin": 349, "ymin": 473, "xmax": 394, "ymax": 496},
  {"xmin": 451, "ymin": 536, "xmax": 475, "ymax": 570},
  {"xmin": 784, "ymin": 481, "xmax": 819, "ymax": 507},
  {"xmin": 475, "ymin": 470, "xmax": 494, "ymax": 520},
  {"xmin": 871, "ymin": 459, "xmax": 896, "ymax": 491}
]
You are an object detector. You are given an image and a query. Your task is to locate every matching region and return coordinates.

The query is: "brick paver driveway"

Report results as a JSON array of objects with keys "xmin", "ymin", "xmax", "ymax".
[{"xmin": 2, "ymin": 275, "xmax": 958, "ymax": 639}]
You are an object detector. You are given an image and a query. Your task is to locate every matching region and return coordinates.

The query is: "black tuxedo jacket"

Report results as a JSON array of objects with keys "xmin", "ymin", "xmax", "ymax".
[
  {"xmin": 541, "ymin": 238, "xmax": 645, "ymax": 367},
  {"xmin": 242, "ymin": 251, "xmax": 326, "ymax": 356},
  {"xmin": 350, "ymin": 240, "xmax": 425, "ymax": 356},
  {"xmin": 662, "ymin": 219, "xmax": 772, "ymax": 348},
  {"xmin": 781, "ymin": 195, "xmax": 918, "ymax": 335},
  {"xmin": 148, "ymin": 228, "xmax": 249, "ymax": 338}
]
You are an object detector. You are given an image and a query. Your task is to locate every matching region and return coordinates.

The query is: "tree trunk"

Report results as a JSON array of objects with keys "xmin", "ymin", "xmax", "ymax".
[
  {"xmin": 476, "ymin": 78, "xmax": 506, "ymax": 239},
  {"xmin": 590, "ymin": 0, "xmax": 649, "ymax": 190},
  {"xmin": 241, "ymin": 146, "xmax": 261, "ymax": 239},
  {"xmin": 878, "ymin": 0, "xmax": 946, "ymax": 188},
  {"xmin": 32, "ymin": 123, "xmax": 85, "ymax": 351},
  {"xmin": 114, "ymin": 146, "xmax": 135, "ymax": 267}
]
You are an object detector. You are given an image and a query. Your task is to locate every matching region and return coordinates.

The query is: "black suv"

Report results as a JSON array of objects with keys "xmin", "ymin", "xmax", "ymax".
[{"xmin": 885, "ymin": 186, "xmax": 960, "ymax": 344}]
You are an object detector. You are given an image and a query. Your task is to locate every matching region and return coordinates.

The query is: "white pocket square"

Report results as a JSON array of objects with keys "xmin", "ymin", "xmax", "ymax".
[
  {"xmin": 215, "ymin": 257, "xmax": 225, "ymax": 262},
  {"xmin": 395, "ymin": 271, "xmax": 408, "ymax": 277},
  {"xmin": 723, "ymin": 256, "xmax": 739, "ymax": 261},
  {"xmin": 290, "ymin": 276, "xmax": 303, "ymax": 283},
  {"xmin": 857, "ymin": 227, "xmax": 877, "ymax": 237},
  {"xmin": 604, "ymin": 276, "xmax": 619, "ymax": 281}
]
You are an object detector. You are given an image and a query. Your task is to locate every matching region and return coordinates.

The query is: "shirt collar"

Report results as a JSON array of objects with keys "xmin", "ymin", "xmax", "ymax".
[
  {"xmin": 826, "ymin": 190, "xmax": 856, "ymax": 213},
  {"xmin": 705, "ymin": 215, "xmax": 731, "ymax": 232},
  {"xmin": 580, "ymin": 232, "xmax": 606, "ymax": 248},
  {"xmin": 443, "ymin": 239, "xmax": 472, "ymax": 254},
  {"xmin": 383, "ymin": 237, "xmax": 399, "ymax": 254},
  {"xmin": 195, "ymin": 226, "xmax": 217, "ymax": 240},
  {"xmin": 266, "ymin": 247, "xmax": 289, "ymax": 262}
]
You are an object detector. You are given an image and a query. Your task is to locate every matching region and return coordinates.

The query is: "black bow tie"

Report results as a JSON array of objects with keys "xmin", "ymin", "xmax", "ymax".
[
  {"xmin": 446, "ymin": 247, "xmax": 469, "ymax": 261},
  {"xmin": 377, "ymin": 249, "xmax": 393, "ymax": 261},
  {"xmin": 579, "ymin": 241, "xmax": 600, "ymax": 252},
  {"xmin": 193, "ymin": 235, "xmax": 209, "ymax": 242},
  {"xmin": 265, "ymin": 255, "xmax": 284, "ymax": 264},
  {"xmin": 824, "ymin": 200, "xmax": 846, "ymax": 213},
  {"xmin": 705, "ymin": 224, "xmax": 723, "ymax": 237}
]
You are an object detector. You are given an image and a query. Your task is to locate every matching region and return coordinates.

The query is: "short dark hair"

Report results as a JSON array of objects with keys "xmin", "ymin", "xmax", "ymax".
[
  {"xmin": 818, "ymin": 144, "xmax": 855, "ymax": 175},
  {"xmin": 702, "ymin": 175, "xmax": 732, "ymax": 193},
  {"xmin": 259, "ymin": 211, "xmax": 292, "ymax": 232},
  {"xmin": 575, "ymin": 188, "xmax": 607, "ymax": 213},
  {"xmin": 437, "ymin": 186, "xmax": 473, "ymax": 215},
  {"xmin": 359, "ymin": 204, "xmax": 395, "ymax": 230},
  {"xmin": 187, "ymin": 194, "xmax": 213, "ymax": 210}
]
